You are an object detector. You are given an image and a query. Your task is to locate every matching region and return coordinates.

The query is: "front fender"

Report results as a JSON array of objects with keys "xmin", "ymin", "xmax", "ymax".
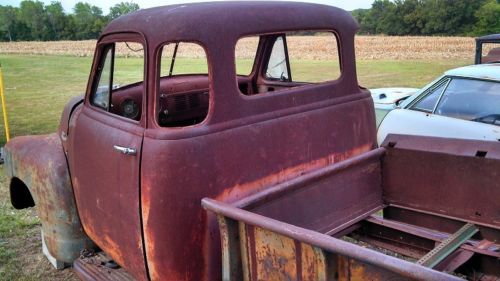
[{"xmin": 4, "ymin": 133, "xmax": 94, "ymax": 263}]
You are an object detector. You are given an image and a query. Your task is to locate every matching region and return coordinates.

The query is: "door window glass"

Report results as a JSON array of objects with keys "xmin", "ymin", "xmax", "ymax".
[
  {"xmin": 411, "ymin": 79, "xmax": 448, "ymax": 113},
  {"xmin": 93, "ymin": 49, "xmax": 112, "ymax": 110},
  {"xmin": 266, "ymin": 36, "xmax": 290, "ymax": 81}
]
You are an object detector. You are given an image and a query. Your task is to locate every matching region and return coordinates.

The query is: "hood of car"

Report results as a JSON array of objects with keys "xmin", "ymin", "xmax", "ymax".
[{"xmin": 370, "ymin": 88, "xmax": 419, "ymax": 105}]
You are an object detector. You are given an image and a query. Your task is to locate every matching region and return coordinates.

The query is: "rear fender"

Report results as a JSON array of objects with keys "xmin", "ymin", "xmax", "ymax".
[{"xmin": 4, "ymin": 133, "xmax": 95, "ymax": 263}]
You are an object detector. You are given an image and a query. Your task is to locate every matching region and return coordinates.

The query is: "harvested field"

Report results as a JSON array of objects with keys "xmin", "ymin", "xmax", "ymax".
[{"xmin": 0, "ymin": 36, "xmax": 479, "ymax": 60}]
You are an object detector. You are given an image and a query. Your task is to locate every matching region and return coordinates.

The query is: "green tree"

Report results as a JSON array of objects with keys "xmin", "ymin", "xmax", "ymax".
[
  {"xmin": 45, "ymin": 2, "xmax": 66, "ymax": 40},
  {"xmin": 18, "ymin": 0, "xmax": 47, "ymax": 40},
  {"xmin": 421, "ymin": 0, "xmax": 486, "ymax": 35},
  {"xmin": 0, "ymin": 6, "xmax": 18, "ymax": 41},
  {"xmin": 474, "ymin": 0, "xmax": 500, "ymax": 35},
  {"xmin": 109, "ymin": 2, "xmax": 140, "ymax": 20},
  {"xmin": 73, "ymin": 2, "xmax": 105, "ymax": 39}
]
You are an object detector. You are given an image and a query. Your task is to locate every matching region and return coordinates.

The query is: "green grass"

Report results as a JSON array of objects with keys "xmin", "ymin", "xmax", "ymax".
[{"xmin": 0, "ymin": 54, "xmax": 472, "ymax": 279}]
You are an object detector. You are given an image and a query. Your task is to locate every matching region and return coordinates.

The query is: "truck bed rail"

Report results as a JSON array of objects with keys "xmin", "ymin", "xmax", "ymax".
[{"xmin": 202, "ymin": 198, "xmax": 462, "ymax": 281}]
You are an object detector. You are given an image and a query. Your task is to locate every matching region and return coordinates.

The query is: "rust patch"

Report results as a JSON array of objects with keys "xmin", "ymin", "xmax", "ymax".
[{"xmin": 215, "ymin": 143, "xmax": 372, "ymax": 203}]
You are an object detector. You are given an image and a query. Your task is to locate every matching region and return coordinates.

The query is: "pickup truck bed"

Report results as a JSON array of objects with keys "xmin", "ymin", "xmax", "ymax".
[{"xmin": 203, "ymin": 135, "xmax": 500, "ymax": 281}]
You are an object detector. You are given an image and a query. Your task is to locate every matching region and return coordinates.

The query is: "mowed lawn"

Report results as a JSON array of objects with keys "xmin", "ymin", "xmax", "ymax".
[{"xmin": 0, "ymin": 54, "xmax": 470, "ymax": 280}]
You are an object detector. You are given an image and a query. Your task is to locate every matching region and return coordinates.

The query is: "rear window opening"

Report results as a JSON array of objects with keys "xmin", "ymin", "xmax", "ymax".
[
  {"xmin": 481, "ymin": 43, "xmax": 500, "ymax": 64},
  {"xmin": 235, "ymin": 31, "xmax": 341, "ymax": 96},
  {"xmin": 157, "ymin": 42, "xmax": 210, "ymax": 127}
]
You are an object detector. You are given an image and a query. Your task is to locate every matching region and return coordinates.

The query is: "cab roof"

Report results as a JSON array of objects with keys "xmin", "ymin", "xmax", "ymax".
[
  {"xmin": 102, "ymin": 1, "xmax": 357, "ymax": 44},
  {"xmin": 445, "ymin": 64, "xmax": 500, "ymax": 81}
]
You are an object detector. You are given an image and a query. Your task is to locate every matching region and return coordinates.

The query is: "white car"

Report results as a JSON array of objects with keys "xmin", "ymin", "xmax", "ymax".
[
  {"xmin": 377, "ymin": 64, "xmax": 500, "ymax": 144},
  {"xmin": 371, "ymin": 88, "xmax": 418, "ymax": 125}
]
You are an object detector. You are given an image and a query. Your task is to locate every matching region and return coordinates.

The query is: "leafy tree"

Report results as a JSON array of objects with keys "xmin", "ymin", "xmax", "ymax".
[
  {"xmin": 421, "ymin": 0, "xmax": 486, "ymax": 35},
  {"xmin": 109, "ymin": 2, "xmax": 140, "ymax": 20},
  {"xmin": 474, "ymin": 0, "xmax": 500, "ymax": 35},
  {"xmin": 353, "ymin": 0, "xmax": 490, "ymax": 36},
  {"xmin": 45, "ymin": 2, "xmax": 66, "ymax": 40},
  {"xmin": 18, "ymin": 0, "xmax": 47, "ymax": 40},
  {"xmin": 0, "ymin": 6, "xmax": 18, "ymax": 41},
  {"xmin": 73, "ymin": 2, "xmax": 105, "ymax": 39}
]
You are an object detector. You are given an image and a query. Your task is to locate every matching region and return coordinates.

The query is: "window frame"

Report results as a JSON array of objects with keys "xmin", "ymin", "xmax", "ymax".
[
  {"xmin": 87, "ymin": 34, "xmax": 147, "ymax": 125},
  {"xmin": 409, "ymin": 77, "xmax": 451, "ymax": 114},
  {"xmin": 154, "ymin": 40, "xmax": 212, "ymax": 129},
  {"xmin": 234, "ymin": 30, "xmax": 342, "ymax": 97},
  {"xmin": 264, "ymin": 35, "xmax": 293, "ymax": 82},
  {"xmin": 91, "ymin": 44, "xmax": 115, "ymax": 111}
]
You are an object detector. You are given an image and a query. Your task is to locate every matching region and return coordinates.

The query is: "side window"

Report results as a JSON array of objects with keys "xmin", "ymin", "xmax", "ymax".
[
  {"xmin": 411, "ymin": 79, "xmax": 449, "ymax": 113},
  {"xmin": 93, "ymin": 48, "xmax": 112, "ymax": 110},
  {"xmin": 236, "ymin": 31, "xmax": 341, "ymax": 96},
  {"xmin": 288, "ymin": 32, "xmax": 340, "ymax": 83},
  {"xmin": 158, "ymin": 42, "xmax": 210, "ymax": 127},
  {"xmin": 435, "ymin": 78, "xmax": 500, "ymax": 122},
  {"xmin": 91, "ymin": 41, "xmax": 144, "ymax": 121},
  {"xmin": 235, "ymin": 37, "xmax": 259, "ymax": 76}
]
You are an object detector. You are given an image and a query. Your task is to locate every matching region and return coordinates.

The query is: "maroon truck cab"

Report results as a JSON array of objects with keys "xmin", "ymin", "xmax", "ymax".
[{"xmin": 6, "ymin": 2, "xmax": 377, "ymax": 280}]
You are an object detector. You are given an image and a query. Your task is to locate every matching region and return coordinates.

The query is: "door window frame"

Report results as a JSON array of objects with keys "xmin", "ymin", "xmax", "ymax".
[
  {"xmin": 409, "ymin": 77, "xmax": 451, "ymax": 114},
  {"xmin": 86, "ymin": 33, "xmax": 148, "ymax": 127}
]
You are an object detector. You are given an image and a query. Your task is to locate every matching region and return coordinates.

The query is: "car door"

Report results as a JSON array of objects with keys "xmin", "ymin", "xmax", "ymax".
[
  {"xmin": 378, "ymin": 77, "xmax": 500, "ymax": 143},
  {"xmin": 67, "ymin": 34, "xmax": 148, "ymax": 280}
]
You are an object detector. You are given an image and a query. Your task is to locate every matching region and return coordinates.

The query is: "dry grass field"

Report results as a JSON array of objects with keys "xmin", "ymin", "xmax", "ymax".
[{"xmin": 0, "ymin": 35, "xmax": 478, "ymax": 60}]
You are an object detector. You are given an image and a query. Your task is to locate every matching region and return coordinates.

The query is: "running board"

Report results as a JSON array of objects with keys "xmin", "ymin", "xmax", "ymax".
[{"xmin": 73, "ymin": 252, "xmax": 134, "ymax": 281}]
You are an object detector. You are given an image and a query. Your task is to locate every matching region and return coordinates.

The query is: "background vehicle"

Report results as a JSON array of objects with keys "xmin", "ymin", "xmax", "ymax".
[
  {"xmin": 475, "ymin": 33, "xmax": 500, "ymax": 64},
  {"xmin": 3, "ymin": 2, "xmax": 499, "ymax": 281},
  {"xmin": 378, "ymin": 64, "xmax": 500, "ymax": 144},
  {"xmin": 370, "ymin": 87, "xmax": 418, "ymax": 126}
]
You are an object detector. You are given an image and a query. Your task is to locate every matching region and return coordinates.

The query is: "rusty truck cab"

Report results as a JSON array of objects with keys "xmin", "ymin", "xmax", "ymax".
[{"xmin": 6, "ymin": 2, "xmax": 376, "ymax": 280}]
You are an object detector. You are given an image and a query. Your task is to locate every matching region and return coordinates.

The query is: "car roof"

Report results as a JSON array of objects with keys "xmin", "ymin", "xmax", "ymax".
[
  {"xmin": 476, "ymin": 33, "xmax": 500, "ymax": 42},
  {"xmin": 103, "ymin": 1, "xmax": 357, "ymax": 44},
  {"xmin": 445, "ymin": 64, "xmax": 500, "ymax": 81}
]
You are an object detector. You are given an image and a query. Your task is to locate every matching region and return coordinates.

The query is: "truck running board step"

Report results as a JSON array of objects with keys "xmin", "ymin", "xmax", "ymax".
[
  {"xmin": 73, "ymin": 252, "xmax": 134, "ymax": 281},
  {"xmin": 417, "ymin": 223, "xmax": 479, "ymax": 268}
]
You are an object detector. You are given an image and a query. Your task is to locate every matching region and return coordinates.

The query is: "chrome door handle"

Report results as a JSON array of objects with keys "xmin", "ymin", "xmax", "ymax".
[{"xmin": 113, "ymin": 145, "xmax": 137, "ymax": 156}]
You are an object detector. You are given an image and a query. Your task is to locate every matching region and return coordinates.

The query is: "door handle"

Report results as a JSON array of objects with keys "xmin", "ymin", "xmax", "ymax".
[{"xmin": 113, "ymin": 145, "xmax": 137, "ymax": 156}]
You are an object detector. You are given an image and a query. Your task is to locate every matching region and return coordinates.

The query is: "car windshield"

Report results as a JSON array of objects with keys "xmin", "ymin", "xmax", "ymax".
[{"xmin": 435, "ymin": 78, "xmax": 500, "ymax": 126}]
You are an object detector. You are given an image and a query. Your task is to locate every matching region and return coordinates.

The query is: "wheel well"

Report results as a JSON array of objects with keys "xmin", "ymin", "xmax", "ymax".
[{"xmin": 10, "ymin": 177, "xmax": 35, "ymax": 209}]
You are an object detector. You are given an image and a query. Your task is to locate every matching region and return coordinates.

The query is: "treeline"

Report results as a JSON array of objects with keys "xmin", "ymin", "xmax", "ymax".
[
  {"xmin": 352, "ymin": 0, "xmax": 500, "ymax": 36},
  {"xmin": 0, "ymin": 1, "xmax": 139, "ymax": 41},
  {"xmin": 1, "ymin": 0, "xmax": 499, "ymax": 41}
]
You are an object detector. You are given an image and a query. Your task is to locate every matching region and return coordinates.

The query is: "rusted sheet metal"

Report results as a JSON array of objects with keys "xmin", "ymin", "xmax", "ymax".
[
  {"xmin": 381, "ymin": 134, "xmax": 500, "ymax": 230},
  {"xmin": 233, "ymin": 148, "xmax": 385, "ymax": 234},
  {"xmin": 4, "ymin": 134, "xmax": 95, "ymax": 263},
  {"xmin": 202, "ymin": 198, "xmax": 462, "ymax": 281},
  {"xmin": 79, "ymin": 2, "xmax": 375, "ymax": 280},
  {"xmin": 68, "ymin": 105, "xmax": 148, "ymax": 281},
  {"xmin": 141, "ymin": 100, "xmax": 375, "ymax": 280},
  {"xmin": 74, "ymin": 252, "xmax": 135, "ymax": 281}
]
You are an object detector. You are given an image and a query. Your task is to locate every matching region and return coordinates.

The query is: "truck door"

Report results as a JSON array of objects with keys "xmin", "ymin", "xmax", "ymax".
[{"xmin": 67, "ymin": 34, "xmax": 148, "ymax": 280}]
